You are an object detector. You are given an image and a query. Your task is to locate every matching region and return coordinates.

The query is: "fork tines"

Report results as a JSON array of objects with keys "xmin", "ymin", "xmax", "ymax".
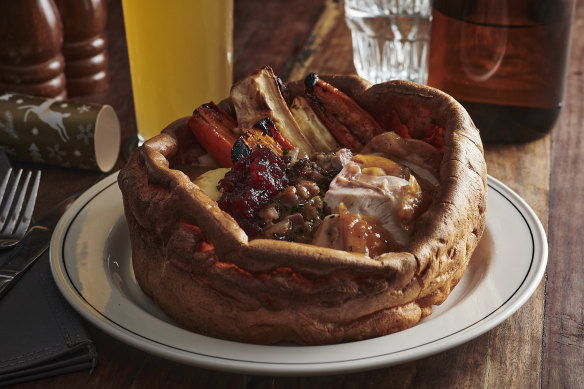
[{"xmin": 0, "ymin": 168, "xmax": 41, "ymax": 237}]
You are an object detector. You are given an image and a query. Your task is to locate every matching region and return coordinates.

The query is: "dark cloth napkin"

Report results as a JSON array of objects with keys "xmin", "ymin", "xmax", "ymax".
[{"xmin": 0, "ymin": 149, "xmax": 97, "ymax": 387}]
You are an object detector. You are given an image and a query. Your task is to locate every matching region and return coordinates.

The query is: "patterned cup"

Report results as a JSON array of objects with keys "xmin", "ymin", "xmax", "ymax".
[{"xmin": 0, "ymin": 92, "xmax": 120, "ymax": 172}]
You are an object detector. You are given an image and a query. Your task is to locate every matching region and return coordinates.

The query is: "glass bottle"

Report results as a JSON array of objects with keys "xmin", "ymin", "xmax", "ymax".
[{"xmin": 427, "ymin": 0, "xmax": 575, "ymax": 143}]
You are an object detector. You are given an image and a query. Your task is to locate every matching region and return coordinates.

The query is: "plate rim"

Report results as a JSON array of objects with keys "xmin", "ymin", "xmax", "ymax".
[{"xmin": 50, "ymin": 172, "xmax": 548, "ymax": 375}]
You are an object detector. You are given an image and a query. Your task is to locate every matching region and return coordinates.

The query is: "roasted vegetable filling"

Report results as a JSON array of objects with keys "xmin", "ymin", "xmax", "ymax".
[
  {"xmin": 190, "ymin": 67, "xmax": 443, "ymax": 256},
  {"xmin": 215, "ymin": 145, "xmax": 432, "ymax": 254}
]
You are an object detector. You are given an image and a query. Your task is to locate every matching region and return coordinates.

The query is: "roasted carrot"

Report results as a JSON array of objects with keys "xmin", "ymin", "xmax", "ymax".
[
  {"xmin": 304, "ymin": 73, "xmax": 383, "ymax": 152},
  {"xmin": 189, "ymin": 102, "xmax": 238, "ymax": 167}
]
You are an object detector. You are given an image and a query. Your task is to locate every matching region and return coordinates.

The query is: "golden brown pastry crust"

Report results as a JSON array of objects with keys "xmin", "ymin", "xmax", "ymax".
[{"xmin": 118, "ymin": 76, "xmax": 487, "ymax": 345}]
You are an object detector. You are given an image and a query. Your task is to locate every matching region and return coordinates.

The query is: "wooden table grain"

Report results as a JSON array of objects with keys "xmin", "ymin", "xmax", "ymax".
[{"xmin": 9, "ymin": 0, "xmax": 584, "ymax": 387}]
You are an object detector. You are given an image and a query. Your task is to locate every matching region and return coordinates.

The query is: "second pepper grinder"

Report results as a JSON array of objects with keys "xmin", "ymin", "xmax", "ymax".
[{"xmin": 55, "ymin": 0, "xmax": 110, "ymax": 96}]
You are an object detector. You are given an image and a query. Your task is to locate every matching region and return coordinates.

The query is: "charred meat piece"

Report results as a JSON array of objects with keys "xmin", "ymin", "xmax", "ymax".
[
  {"xmin": 188, "ymin": 102, "xmax": 238, "ymax": 168},
  {"xmin": 231, "ymin": 118, "xmax": 294, "ymax": 163},
  {"xmin": 230, "ymin": 138, "xmax": 253, "ymax": 164},
  {"xmin": 304, "ymin": 73, "xmax": 383, "ymax": 151}
]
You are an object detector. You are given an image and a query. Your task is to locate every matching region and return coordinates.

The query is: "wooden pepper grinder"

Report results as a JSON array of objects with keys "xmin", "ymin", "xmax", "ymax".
[
  {"xmin": 55, "ymin": 0, "xmax": 110, "ymax": 96},
  {"xmin": 0, "ymin": 0, "xmax": 67, "ymax": 99}
]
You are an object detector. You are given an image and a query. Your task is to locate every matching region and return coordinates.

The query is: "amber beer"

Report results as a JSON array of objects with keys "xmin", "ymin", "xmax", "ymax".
[
  {"xmin": 122, "ymin": 0, "xmax": 233, "ymax": 141},
  {"xmin": 427, "ymin": 0, "xmax": 574, "ymax": 143}
]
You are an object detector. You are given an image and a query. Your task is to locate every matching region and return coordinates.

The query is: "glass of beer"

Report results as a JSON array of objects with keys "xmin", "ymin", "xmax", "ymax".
[{"xmin": 122, "ymin": 0, "xmax": 233, "ymax": 143}]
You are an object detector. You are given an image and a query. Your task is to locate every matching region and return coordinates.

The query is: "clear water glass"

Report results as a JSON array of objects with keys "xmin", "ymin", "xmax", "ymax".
[{"xmin": 345, "ymin": 0, "xmax": 432, "ymax": 84}]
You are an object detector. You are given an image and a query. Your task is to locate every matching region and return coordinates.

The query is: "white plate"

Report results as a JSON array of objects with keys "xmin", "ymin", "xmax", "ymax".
[{"xmin": 50, "ymin": 172, "xmax": 547, "ymax": 376}]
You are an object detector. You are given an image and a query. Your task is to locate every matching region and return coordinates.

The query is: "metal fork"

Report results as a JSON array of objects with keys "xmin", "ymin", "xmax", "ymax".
[{"xmin": 0, "ymin": 168, "xmax": 41, "ymax": 249}]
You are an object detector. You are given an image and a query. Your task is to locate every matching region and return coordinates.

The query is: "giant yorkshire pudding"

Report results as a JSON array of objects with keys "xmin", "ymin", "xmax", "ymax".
[{"xmin": 118, "ymin": 69, "xmax": 487, "ymax": 345}]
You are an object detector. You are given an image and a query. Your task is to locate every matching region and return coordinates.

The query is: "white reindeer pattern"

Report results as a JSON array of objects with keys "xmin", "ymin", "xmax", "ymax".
[{"xmin": 18, "ymin": 99, "xmax": 71, "ymax": 142}]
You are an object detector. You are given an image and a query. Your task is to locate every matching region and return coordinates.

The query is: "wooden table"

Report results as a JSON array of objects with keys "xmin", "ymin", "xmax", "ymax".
[{"xmin": 11, "ymin": 0, "xmax": 584, "ymax": 387}]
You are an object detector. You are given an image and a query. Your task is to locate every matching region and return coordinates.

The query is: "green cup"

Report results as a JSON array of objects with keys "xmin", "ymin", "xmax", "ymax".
[{"xmin": 0, "ymin": 92, "xmax": 120, "ymax": 172}]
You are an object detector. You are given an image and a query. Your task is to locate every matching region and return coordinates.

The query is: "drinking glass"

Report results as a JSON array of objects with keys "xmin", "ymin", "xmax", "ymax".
[
  {"xmin": 122, "ymin": 0, "xmax": 233, "ymax": 143},
  {"xmin": 345, "ymin": 0, "xmax": 432, "ymax": 84}
]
